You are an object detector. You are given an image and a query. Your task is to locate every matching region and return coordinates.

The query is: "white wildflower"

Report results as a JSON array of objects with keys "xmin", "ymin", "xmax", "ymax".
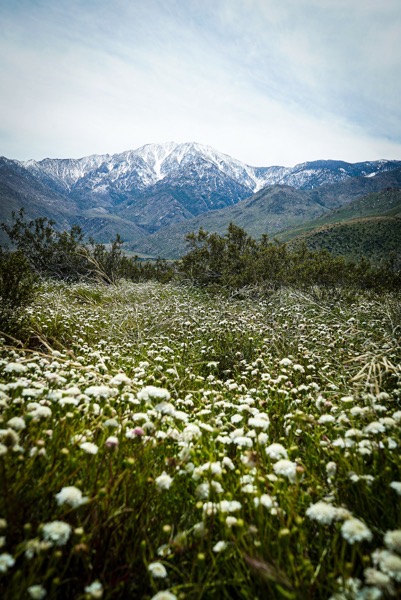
[
  {"xmin": 0, "ymin": 552, "xmax": 15, "ymax": 573},
  {"xmin": 150, "ymin": 591, "xmax": 177, "ymax": 600},
  {"xmin": 42, "ymin": 521, "xmax": 72, "ymax": 546},
  {"xmin": 318, "ymin": 414, "xmax": 336, "ymax": 424},
  {"xmin": 4, "ymin": 362, "xmax": 27, "ymax": 374},
  {"xmin": 306, "ymin": 501, "xmax": 338, "ymax": 525},
  {"xmin": 364, "ymin": 421, "xmax": 386, "ymax": 435},
  {"xmin": 364, "ymin": 567, "xmax": 391, "ymax": 589},
  {"xmin": 341, "ymin": 518, "xmax": 373, "ymax": 544},
  {"xmin": 137, "ymin": 386, "xmax": 171, "ymax": 402},
  {"xmin": 248, "ymin": 416, "xmax": 270, "ymax": 430},
  {"xmin": 148, "ymin": 561, "xmax": 168, "ymax": 578},
  {"xmin": 27, "ymin": 585, "xmax": 47, "ymax": 599},
  {"xmin": 326, "ymin": 462, "xmax": 337, "ymax": 478},
  {"xmin": 213, "ymin": 540, "xmax": 227, "ymax": 553},
  {"xmin": 384, "ymin": 530, "xmax": 401, "ymax": 554},
  {"xmin": 7, "ymin": 416, "xmax": 26, "ymax": 431},
  {"xmin": 222, "ymin": 456, "xmax": 235, "ymax": 470},
  {"xmin": 373, "ymin": 549, "xmax": 401, "ymax": 581},
  {"xmin": 84, "ymin": 580, "xmax": 103, "ymax": 598},
  {"xmin": 265, "ymin": 443, "xmax": 288, "ymax": 461},
  {"xmin": 155, "ymin": 472, "xmax": 173, "ymax": 491},
  {"xmin": 273, "ymin": 459, "xmax": 298, "ymax": 483},
  {"xmin": 79, "ymin": 442, "xmax": 98, "ymax": 455},
  {"xmin": 110, "ymin": 373, "xmax": 131, "ymax": 387},
  {"xmin": 225, "ymin": 516, "xmax": 238, "ymax": 528},
  {"xmin": 55, "ymin": 486, "xmax": 88, "ymax": 508},
  {"xmin": 84, "ymin": 385, "xmax": 113, "ymax": 399},
  {"xmin": 390, "ymin": 482, "xmax": 401, "ymax": 495}
]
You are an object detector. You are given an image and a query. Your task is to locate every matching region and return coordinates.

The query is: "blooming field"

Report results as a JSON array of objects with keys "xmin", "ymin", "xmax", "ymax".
[{"xmin": 0, "ymin": 281, "xmax": 400, "ymax": 599}]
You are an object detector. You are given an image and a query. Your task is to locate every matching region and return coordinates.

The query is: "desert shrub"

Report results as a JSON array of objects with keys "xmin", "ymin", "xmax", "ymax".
[
  {"xmin": 179, "ymin": 224, "xmax": 401, "ymax": 293},
  {"xmin": 0, "ymin": 248, "xmax": 39, "ymax": 338},
  {"xmin": 1, "ymin": 210, "xmax": 174, "ymax": 284},
  {"xmin": 1, "ymin": 209, "xmax": 91, "ymax": 280},
  {"xmin": 0, "ymin": 248, "xmax": 38, "ymax": 309}
]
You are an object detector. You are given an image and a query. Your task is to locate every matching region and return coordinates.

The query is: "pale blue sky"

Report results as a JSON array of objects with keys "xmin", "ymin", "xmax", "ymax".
[{"xmin": 1, "ymin": 0, "xmax": 401, "ymax": 165}]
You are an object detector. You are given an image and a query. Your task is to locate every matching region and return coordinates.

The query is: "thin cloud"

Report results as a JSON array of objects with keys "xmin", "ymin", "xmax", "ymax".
[{"xmin": 0, "ymin": 0, "xmax": 400, "ymax": 165}]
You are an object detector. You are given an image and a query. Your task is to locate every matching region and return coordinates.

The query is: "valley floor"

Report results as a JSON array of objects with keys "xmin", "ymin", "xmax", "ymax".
[{"xmin": 0, "ymin": 282, "xmax": 401, "ymax": 599}]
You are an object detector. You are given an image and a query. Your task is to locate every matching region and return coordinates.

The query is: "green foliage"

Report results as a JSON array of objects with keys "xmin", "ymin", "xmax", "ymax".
[
  {"xmin": 180, "ymin": 224, "xmax": 401, "ymax": 293},
  {"xmin": 0, "ymin": 248, "xmax": 38, "ymax": 309},
  {"xmin": 1, "ymin": 209, "xmax": 91, "ymax": 280},
  {"xmin": 0, "ymin": 281, "xmax": 401, "ymax": 599},
  {"xmin": 0, "ymin": 248, "xmax": 39, "ymax": 338},
  {"xmin": 1, "ymin": 209, "xmax": 175, "ymax": 285}
]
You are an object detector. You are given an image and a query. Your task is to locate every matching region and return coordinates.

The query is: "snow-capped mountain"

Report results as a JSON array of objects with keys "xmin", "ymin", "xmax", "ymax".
[
  {"xmin": 1, "ymin": 142, "xmax": 400, "ymax": 249},
  {"xmin": 23, "ymin": 143, "xmax": 401, "ymax": 207}
]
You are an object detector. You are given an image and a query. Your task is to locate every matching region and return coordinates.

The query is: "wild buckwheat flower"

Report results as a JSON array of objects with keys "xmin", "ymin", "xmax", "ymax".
[
  {"xmin": 373, "ymin": 549, "xmax": 401, "ymax": 581},
  {"xmin": 213, "ymin": 540, "xmax": 228, "ymax": 553},
  {"xmin": 306, "ymin": 501, "xmax": 338, "ymax": 525},
  {"xmin": 150, "ymin": 591, "xmax": 177, "ymax": 600},
  {"xmin": 148, "ymin": 561, "xmax": 168, "ymax": 578},
  {"xmin": 79, "ymin": 442, "xmax": 99, "ymax": 455},
  {"xmin": 84, "ymin": 580, "xmax": 103, "ymax": 598},
  {"xmin": 273, "ymin": 459, "xmax": 298, "ymax": 483},
  {"xmin": 42, "ymin": 521, "xmax": 72, "ymax": 546},
  {"xmin": 254, "ymin": 494, "xmax": 274, "ymax": 509},
  {"xmin": 222, "ymin": 456, "xmax": 235, "ymax": 471},
  {"xmin": 85, "ymin": 385, "xmax": 112, "ymax": 399},
  {"xmin": 364, "ymin": 421, "xmax": 386, "ymax": 435},
  {"xmin": 0, "ymin": 552, "xmax": 15, "ymax": 573},
  {"xmin": 7, "ymin": 416, "xmax": 26, "ymax": 431},
  {"xmin": 248, "ymin": 416, "xmax": 270, "ymax": 430},
  {"xmin": 55, "ymin": 486, "xmax": 88, "ymax": 508},
  {"xmin": 384, "ymin": 530, "xmax": 401, "ymax": 554},
  {"xmin": 27, "ymin": 585, "xmax": 47, "ymax": 599},
  {"xmin": 155, "ymin": 472, "xmax": 173, "ymax": 491},
  {"xmin": 317, "ymin": 414, "xmax": 336, "ymax": 424},
  {"xmin": 110, "ymin": 373, "xmax": 131, "ymax": 387},
  {"xmin": 265, "ymin": 443, "xmax": 288, "ymax": 460},
  {"xmin": 226, "ymin": 516, "xmax": 238, "ymax": 528},
  {"xmin": 105, "ymin": 436, "xmax": 119, "ymax": 448},
  {"xmin": 4, "ymin": 362, "xmax": 27, "ymax": 374},
  {"xmin": 137, "ymin": 386, "xmax": 171, "ymax": 403},
  {"xmin": 326, "ymin": 462, "xmax": 337, "ymax": 478},
  {"xmin": 364, "ymin": 567, "xmax": 392, "ymax": 588},
  {"xmin": 390, "ymin": 482, "xmax": 401, "ymax": 495},
  {"xmin": 341, "ymin": 518, "xmax": 373, "ymax": 544}
]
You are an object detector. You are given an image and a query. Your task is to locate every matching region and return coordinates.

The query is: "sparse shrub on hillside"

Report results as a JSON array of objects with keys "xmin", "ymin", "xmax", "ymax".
[
  {"xmin": 1, "ymin": 210, "xmax": 175, "ymax": 284},
  {"xmin": 0, "ymin": 248, "xmax": 38, "ymax": 309},
  {"xmin": 0, "ymin": 248, "xmax": 39, "ymax": 338},
  {"xmin": 1, "ymin": 209, "xmax": 91, "ymax": 280},
  {"xmin": 180, "ymin": 224, "xmax": 401, "ymax": 293}
]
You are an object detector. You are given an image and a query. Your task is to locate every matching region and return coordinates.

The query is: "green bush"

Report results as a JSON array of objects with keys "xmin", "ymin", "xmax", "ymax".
[
  {"xmin": 179, "ymin": 224, "xmax": 401, "ymax": 293},
  {"xmin": 0, "ymin": 248, "xmax": 39, "ymax": 338},
  {"xmin": 0, "ymin": 249, "xmax": 38, "ymax": 309}
]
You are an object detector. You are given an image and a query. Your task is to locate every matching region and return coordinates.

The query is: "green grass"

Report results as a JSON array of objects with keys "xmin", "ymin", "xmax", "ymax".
[{"xmin": 0, "ymin": 281, "xmax": 401, "ymax": 599}]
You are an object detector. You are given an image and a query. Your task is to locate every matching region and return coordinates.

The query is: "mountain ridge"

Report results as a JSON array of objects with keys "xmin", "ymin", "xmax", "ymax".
[{"xmin": 1, "ymin": 142, "xmax": 401, "ymax": 255}]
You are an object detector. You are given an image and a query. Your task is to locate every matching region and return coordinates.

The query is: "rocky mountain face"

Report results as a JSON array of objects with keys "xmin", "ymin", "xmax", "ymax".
[{"xmin": 1, "ymin": 142, "xmax": 401, "ymax": 253}]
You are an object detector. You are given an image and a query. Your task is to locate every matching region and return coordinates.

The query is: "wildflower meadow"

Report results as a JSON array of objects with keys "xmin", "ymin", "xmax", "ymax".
[{"xmin": 0, "ymin": 280, "xmax": 400, "ymax": 599}]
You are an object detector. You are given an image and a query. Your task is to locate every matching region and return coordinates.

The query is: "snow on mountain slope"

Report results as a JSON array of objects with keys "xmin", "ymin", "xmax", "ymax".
[{"xmin": 21, "ymin": 144, "xmax": 401, "ymax": 222}]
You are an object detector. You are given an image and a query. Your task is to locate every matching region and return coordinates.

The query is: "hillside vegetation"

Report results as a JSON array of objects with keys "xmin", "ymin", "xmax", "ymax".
[
  {"xmin": 1, "ymin": 280, "xmax": 401, "ymax": 599},
  {"xmin": 273, "ymin": 189, "xmax": 401, "ymax": 267},
  {"xmin": 1, "ymin": 210, "xmax": 401, "ymax": 598}
]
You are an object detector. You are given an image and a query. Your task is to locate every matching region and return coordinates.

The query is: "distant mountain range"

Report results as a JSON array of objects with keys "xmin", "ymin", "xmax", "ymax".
[{"xmin": 1, "ymin": 142, "xmax": 401, "ymax": 258}]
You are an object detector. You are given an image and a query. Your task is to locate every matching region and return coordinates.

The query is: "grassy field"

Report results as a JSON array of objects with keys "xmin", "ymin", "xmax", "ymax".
[{"xmin": 1, "ymin": 281, "xmax": 401, "ymax": 599}]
